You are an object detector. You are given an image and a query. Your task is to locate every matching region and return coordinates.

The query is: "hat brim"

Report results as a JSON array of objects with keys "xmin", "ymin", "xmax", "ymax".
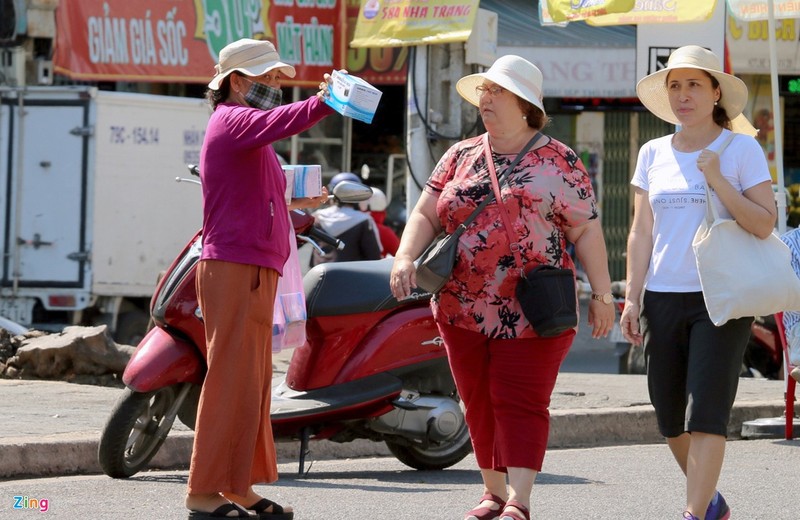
[
  {"xmin": 636, "ymin": 65, "xmax": 748, "ymax": 130},
  {"xmin": 208, "ymin": 60, "xmax": 296, "ymax": 90},
  {"xmin": 456, "ymin": 71, "xmax": 546, "ymax": 114}
]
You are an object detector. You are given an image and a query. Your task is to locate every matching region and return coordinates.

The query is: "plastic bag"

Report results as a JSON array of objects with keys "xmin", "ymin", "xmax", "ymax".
[{"xmin": 272, "ymin": 226, "xmax": 307, "ymax": 352}]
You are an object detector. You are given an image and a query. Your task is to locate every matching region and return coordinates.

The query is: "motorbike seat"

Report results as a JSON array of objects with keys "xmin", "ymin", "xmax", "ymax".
[{"xmin": 304, "ymin": 257, "xmax": 430, "ymax": 317}]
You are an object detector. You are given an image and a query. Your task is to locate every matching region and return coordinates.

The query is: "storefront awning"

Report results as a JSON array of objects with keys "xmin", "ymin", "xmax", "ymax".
[{"xmin": 481, "ymin": 0, "xmax": 637, "ymax": 97}]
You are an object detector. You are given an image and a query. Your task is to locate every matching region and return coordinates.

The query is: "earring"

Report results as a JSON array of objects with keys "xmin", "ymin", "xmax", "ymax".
[
  {"xmin": 522, "ymin": 115, "xmax": 527, "ymax": 120},
  {"xmin": 714, "ymin": 101, "xmax": 719, "ymax": 106}
]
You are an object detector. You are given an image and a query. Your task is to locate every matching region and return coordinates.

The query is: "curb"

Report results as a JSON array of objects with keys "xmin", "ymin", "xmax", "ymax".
[{"xmin": 0, "ymin": 401, "xmax": 786, "ymax": 481}]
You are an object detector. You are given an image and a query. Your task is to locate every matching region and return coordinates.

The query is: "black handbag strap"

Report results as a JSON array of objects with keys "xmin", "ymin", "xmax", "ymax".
[{"xmin": 451, "ymin": 132, "xmax": 542, "ymax": 238}]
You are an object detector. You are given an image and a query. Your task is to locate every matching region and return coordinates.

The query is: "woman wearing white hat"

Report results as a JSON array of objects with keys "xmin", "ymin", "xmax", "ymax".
[
  {"xmin": 390, "ymin": 55, "xmax": 614, "ymax": 520},
  {"xmin": 620, "ymin": 45, "xmax": 776, "ymax": 520},
  {"xmin": 186, "ymin": 38, "xmax": 334, "ymax": 519}
]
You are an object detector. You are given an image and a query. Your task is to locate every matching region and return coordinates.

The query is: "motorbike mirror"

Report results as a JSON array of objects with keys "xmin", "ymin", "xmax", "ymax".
[{"xmin": 332, "ymin": 180, "xmax": 373, "ymax": 204}]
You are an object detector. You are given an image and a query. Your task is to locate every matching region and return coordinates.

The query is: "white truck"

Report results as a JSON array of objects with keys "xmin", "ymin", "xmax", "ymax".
[{"xmin": 0, "ymin": 86, "xmax": 209, "ymax": 344}]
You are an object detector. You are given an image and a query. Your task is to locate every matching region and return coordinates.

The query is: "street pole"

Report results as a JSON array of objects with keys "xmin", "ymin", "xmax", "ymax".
[{"xmin": 405, "ymin": 45, "xmax": 432, "ymax": 215}]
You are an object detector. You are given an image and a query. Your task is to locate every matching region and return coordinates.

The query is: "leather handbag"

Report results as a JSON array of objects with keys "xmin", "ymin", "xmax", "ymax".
[
  {"xmin": 693, "ymin": 133, "xmax": 800, "ymax": 326},
  {"xmin": 414, "ymin": 133, "xmax": 541, "ymax": 294},
  {"xmin": 484, "ymin": 134, "xmax": 578, "ymax": 337},
  {"xmin": 415, "ymin": 230, "xmax": 465, "ymax": 294}
]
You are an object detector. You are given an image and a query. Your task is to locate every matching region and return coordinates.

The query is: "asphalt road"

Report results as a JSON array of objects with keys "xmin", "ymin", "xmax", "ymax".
[
  {"xmin": 3, "ymin": 439, "xmax": 796, "ymax": 519},
  {"xmin": 561, "ymin": 300, "xmax": 625, "ymax": 374}
]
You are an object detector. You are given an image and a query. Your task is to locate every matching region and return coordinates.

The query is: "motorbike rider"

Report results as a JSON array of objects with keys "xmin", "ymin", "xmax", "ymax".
[
  {"xmin": 309, "ymin": 172, "xmax": 382, "ymax": 266},
  {"xmin": 359, "ymin": 186, "xmax": 401, "ymax": 257}
]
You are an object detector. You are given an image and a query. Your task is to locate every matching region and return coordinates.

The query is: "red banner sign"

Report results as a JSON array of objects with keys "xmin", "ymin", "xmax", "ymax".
[{"xmin": 53, "ymin": 0, "xmax": 348, "ymax": 87}]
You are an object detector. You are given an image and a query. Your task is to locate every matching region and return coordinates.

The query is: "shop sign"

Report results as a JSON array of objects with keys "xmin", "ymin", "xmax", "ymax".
[
  {"xmin": 351, "ymin": 0, "xmax": 478, "ymax": 48},
  {"xmin": 541, "ymin": 0, "xmax": 715, "ymax": 26},
  {"xmin": 505, "ymin": 46, "xmax": 636, "ymax": 98},
  {"xmin": 727, "ymin": 0, "xmax": 800, "ymax": 20},
  {"xmin": 727, "ymin": 15, "xmax": 800, "ymax": 73},
  {"xmin": 542, "ymin": 0, "xmax": 635, "ymax": 24},
  {"xmin": 53, "ymin": 0, "xmax": 346, "ymax": 87},
  {"xmin": 345, "ymin": 0, "xmax": 407, "ymax": 85}
]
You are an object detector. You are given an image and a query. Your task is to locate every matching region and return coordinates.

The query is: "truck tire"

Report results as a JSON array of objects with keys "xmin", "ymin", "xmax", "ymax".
[{"xmin": 98, "ymin": 386, "xmax": 179, "ymax": 478}]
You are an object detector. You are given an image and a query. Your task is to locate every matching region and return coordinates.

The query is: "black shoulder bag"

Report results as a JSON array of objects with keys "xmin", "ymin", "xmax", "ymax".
[{"xmin": 484, "ymin": 134, "xmax": 577, "ymax": 337}]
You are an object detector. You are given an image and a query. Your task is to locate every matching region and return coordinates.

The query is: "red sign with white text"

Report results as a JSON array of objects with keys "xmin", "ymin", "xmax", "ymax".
[{"xmin": 53, "ymin": 0, "xmax": 347, "ymax": 87}]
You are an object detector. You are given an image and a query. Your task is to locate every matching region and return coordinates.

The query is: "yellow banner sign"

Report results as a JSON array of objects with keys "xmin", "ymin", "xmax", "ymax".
[
  {"xmin": 544, "ymin": 0, "xmax": 635, "ymax": 24},
  {"xmin": 351, "ymin": 0, "xmax": 479, "ymax": 48},
  {"xmin": 588, "ymin": 0, "xmax": 718, "ymax": 25},
  {"xmin": 727, "ymin": 0, "xmax": 800, "ymax": 21}
]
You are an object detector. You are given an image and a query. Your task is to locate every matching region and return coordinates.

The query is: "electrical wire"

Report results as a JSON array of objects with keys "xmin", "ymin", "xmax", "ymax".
[{"xmin": 406, "ymin": 46, "xmax": 482, "ymax": 193}]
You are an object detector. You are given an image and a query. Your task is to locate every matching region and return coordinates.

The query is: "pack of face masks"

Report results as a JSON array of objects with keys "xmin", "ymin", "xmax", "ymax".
[
  {"xmin": 282, "ymin": 165, "xmax": 322, "ymax": 203},
  {"xmin": 324, "ymin": 70, "xmax": 382, "ymax": 124}
]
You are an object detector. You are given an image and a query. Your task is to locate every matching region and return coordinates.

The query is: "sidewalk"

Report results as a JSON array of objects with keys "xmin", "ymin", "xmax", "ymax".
[{"xmin": 0, "ymin": 352, "xmax": 792, "ymax": 480}]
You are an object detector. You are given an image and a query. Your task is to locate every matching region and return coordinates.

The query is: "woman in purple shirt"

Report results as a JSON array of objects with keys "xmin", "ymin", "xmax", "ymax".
[{"xmin": 186, "ymin": 39, "xmax": 333, "ymax": 520}]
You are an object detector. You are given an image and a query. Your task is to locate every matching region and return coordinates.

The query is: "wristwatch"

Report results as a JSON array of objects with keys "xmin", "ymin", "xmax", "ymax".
[{"xmin": 591, "ymin": 292, "xmax": 613, "ymax": 304}]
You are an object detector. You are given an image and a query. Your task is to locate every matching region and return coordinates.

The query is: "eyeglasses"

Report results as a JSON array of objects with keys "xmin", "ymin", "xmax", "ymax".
[{"xmin": 475, "ymin": 85, "xmax": 505, "ymax": 98}]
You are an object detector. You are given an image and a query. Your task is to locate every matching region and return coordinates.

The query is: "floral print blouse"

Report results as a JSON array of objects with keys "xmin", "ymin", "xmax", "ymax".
[{"xmin": 425, "ymin": 133, "xmax": 597, "ymax": 339}]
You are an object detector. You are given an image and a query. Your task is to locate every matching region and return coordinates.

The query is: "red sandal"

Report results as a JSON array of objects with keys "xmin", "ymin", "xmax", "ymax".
[
  {"xmin": 499, "ymin": 500, "xmax": 530, "ymax": 520},
  {"xmin": 464, "ymin": 493, "xmax": 506, "ymax": 520}
]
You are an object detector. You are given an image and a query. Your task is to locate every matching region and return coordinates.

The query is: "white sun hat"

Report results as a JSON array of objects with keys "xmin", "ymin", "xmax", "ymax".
[
  {"xmin": 208, "ymin": 39, "xmax": 296, "ymax": 90},
  {"xmin": 456, "ymin": 55, "xmax": 546, "ymax": 114},
  {"xmin": 636, "ymin": 45, "xmax": 756, "ymax": 136}
]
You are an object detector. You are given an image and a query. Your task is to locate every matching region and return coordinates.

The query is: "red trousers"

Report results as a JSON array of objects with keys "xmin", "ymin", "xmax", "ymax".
[
  {"xmin": 188, "ymin": 259, "xmax": 279, "ymax": 495},
  {"xmin": 438, "ymin": 322, "xmax": 574, "ymax": 472}
]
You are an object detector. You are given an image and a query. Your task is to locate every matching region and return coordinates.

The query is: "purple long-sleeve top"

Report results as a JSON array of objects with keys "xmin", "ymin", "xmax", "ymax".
[{"xmin": 199, "ymin": 96, "xmax": 333, "ymax": 274}]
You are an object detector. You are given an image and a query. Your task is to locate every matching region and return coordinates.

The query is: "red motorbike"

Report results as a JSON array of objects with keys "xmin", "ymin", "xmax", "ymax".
[{"xmin": 97, "ymin": 170, "xmax": 471, "ymax": 478}]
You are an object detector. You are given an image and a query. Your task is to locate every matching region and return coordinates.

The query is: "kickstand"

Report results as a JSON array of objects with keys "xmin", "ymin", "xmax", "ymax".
[{"xmin": 298, "ymin": 427, "xmax": 311, "ymax": 475}]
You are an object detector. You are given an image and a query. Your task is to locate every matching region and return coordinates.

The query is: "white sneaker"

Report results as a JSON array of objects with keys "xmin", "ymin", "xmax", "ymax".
[{"xmin": 791, "ymin": 366, "xmax": 800, "ymax": 383}]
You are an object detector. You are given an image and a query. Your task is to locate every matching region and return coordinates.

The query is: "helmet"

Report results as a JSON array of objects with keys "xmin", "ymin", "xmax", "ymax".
[
  {"xmin": 328, "ymin": 172, "xmax": 361, "ymax": 192},
  {"xmin": 359, "ymin": 187, "xmax": 388, "ymax": 212}
]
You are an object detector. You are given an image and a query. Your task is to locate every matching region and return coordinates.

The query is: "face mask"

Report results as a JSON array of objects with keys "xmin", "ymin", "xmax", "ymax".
[{"xmin": 242, "ymin": 78, "xmax": 283, "ymax": 111}]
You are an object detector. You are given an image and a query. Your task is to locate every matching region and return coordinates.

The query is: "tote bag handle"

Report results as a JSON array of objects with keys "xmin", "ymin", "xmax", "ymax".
[{"xmin": 702, "ymin": 132, "xmax": 737, "ymax": 225}]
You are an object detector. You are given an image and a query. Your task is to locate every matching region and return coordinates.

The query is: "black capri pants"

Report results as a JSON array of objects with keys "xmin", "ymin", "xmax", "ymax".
[{"xmin": 640, "ymin": 290, "xmax": 752, "ymax": 438}]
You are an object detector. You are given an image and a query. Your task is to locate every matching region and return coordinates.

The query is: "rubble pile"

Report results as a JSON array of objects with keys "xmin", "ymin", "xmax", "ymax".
[{"xmin": 0, "ymin": 325, "xmax": 134, "ymax": 387}]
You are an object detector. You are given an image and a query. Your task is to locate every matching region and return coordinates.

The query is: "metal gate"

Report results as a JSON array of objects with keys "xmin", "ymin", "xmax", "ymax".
[{"xmin": 601, "ymin": 111, "xmax": 672, "ymax": 281}]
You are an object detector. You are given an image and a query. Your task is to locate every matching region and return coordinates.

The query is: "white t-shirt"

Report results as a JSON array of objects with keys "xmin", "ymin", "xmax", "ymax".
[{"xmin": 631, "ymin": 129, "xmax": 771, "ymax": 292}]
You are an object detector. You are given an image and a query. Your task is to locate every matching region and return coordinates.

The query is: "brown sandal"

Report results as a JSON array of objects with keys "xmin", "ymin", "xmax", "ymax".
[
  {"xmin": 499, "ymin": 500, "xmax": 530, "ymax": 520},
  {"xmin": 465, "ymin": 493, "xmax": 506, "ymax": 520}
]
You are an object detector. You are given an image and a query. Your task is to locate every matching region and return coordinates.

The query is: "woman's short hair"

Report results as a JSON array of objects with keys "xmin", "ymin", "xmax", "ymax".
[{"xmin": 517, "ymin": 98, "xmax": 549, "ymax": 130}]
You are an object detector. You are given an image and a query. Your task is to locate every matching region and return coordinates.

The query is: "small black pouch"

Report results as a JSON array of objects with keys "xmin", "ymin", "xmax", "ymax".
[
  {"xmin": 415, "ymin": 233, "xmax": 460, "ymax": 294},
  {"xmin": 515, "ymin": 265, "xmax": 578, "ymax": 337}
]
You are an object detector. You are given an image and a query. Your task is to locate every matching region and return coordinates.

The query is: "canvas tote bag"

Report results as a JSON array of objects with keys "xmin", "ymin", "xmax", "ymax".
[{"xmin": 692, "ymin": 133, "xmax": 800, "ymax": 326}]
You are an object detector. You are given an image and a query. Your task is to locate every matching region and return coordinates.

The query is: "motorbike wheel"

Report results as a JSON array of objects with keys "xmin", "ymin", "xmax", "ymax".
[
  {"xmin": 385, "ymin": 419, "xmax": 472, "ymax": 471},
  {"xmin": 98, "ymin": 386, "xmax": 178, "ymax": 478}
]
